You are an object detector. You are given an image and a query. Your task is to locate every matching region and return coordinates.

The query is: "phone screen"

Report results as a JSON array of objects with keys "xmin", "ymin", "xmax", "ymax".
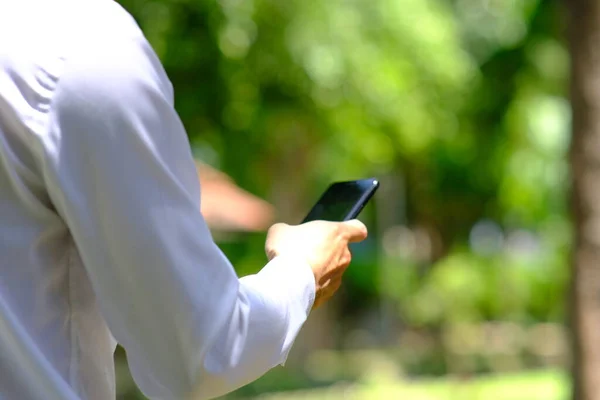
[{"xmin": 302, "ymin": 179, "xmax": 378, "ymax": 223}]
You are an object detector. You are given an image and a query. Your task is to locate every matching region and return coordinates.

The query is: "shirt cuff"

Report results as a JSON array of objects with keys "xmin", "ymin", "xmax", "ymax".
[
  {"xmin": 262, "ymin": 254, "xmax": 315, "ymax": 315},
  {"xmin": 252, "ymin": 254, "xmax": 316, "ymax": 364}
]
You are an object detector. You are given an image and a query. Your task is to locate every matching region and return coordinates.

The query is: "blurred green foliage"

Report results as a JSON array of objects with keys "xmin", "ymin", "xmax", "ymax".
[
  {"xmin": 115, "ymin": 0, "xmax": 570, "ymax": 397},
  {"xmin": 252, "ymin": 368, "xmax": 569, "ymax": 400}
]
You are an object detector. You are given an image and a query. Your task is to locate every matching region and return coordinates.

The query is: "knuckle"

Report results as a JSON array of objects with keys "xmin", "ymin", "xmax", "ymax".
[
  {"xmin": 331, "ymin": 223, "xmax": 342, "ymax": 236},
  {"xmin": 272, "ymin": 222, "xmax": 288, "ymax": 231},
  {"xmin": 343, "ymin": 251, "xmax": 352, "ymax": 265},
  {"xmin": 267, "ymin": 224, "xmax": 278, "ymax": 235},
  {"xmin": 268, "ymin": 223, "xmax": 291, "ymax": 238}
]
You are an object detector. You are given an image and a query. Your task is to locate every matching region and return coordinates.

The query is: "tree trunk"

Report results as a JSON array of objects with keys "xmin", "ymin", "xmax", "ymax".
[{"xmin": 568, "ymin": 0, "xmax": 600, "ymax": 398}]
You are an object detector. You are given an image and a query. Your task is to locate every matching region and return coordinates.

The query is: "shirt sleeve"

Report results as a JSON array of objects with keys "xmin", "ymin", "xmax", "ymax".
[{"xmin": 40, "ymin": 33, "xmax": 315, "ymax": 399}]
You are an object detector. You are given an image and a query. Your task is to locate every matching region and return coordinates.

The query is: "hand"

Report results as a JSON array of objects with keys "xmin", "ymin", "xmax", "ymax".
[{"xmin": 265, "ymin": 219, "xmax": 368, "ymax": 309}]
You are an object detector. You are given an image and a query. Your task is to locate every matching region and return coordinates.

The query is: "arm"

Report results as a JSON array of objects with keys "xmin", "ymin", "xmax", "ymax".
[{"xmin": 42, "ymin": 33, "xmax": 314, "ymax": 399}]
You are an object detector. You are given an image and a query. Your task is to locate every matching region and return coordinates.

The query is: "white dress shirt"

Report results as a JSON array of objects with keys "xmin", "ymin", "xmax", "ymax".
[{"xmin": 0, "ymin": 1, "xmax": 315, "ymax": 399}]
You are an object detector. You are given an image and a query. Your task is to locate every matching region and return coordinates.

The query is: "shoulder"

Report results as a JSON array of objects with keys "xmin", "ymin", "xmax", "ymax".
[
  {"xmin": 52, "ymin": 1, "xmax": 173, "ymax": 125},
  {"xmin": 0, "ymin": 0, "xmax": 170, "ymax": 116},
  {"xmin": 0, "ymin": 0, "xmax": 147, "ymax": 61}
]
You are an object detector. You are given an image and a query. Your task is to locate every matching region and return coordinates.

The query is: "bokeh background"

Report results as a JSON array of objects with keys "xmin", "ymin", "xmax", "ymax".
[{"xmin": 114, "ymin": 0, "xmax": 583, "ymax": 398}]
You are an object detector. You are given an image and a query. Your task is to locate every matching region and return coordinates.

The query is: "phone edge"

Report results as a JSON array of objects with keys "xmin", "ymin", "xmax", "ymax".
[{"xmin": 343, "ymin": 178, "xmax": 379, "ymax": 221}]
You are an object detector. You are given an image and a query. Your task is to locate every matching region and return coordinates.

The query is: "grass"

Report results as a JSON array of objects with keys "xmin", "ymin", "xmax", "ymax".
[{"xmin": 252, "ymin": 369, "xmax": 569, "ymax": 400}]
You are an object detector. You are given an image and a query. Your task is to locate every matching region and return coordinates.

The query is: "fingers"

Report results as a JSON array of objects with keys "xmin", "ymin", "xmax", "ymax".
[
  {"xmin": 340, "ymin": 247, "xmax": 352, "ymax": 267},
  {"xmin": 328, "ymin": 277, "xmax": 342, "ymax": 293},
  {"xmin": 300, "ymin": 219, "xmax": 366, "ymax": 243},
  {"xmin": 313, "ymin": 277, "xmax": 343, "ymax": 310},
  {"xmin": 341, "ymin": 219, "xmax": 368, "ymax": 243}
]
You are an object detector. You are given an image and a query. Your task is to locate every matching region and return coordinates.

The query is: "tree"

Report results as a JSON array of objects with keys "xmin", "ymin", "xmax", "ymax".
[{"xmin": 568, "ymin": 0, "xmax": 600, "ymax": 398}]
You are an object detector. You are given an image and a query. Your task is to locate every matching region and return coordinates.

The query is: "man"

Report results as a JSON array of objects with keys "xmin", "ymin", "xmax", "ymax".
[{"xmin": 0, "ymin": 0, "xmax": 367, "ymax": 399}]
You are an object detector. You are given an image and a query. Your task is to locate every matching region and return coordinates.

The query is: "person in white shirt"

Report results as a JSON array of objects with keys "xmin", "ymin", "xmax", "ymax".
[{"xmin": 0, "ymin": 0, "xmax": 368, "ymax": 399}]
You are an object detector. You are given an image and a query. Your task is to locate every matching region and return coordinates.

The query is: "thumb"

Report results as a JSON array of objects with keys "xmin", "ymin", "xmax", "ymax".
[{"xmin": 341, "ymin": 219, "xmax": 368, "ymax": 243}]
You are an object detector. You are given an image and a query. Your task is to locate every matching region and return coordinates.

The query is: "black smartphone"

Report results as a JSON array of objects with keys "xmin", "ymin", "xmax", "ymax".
[{"xmin": 301, "ymin": 178, "xmax": 379, "ymax": 223}]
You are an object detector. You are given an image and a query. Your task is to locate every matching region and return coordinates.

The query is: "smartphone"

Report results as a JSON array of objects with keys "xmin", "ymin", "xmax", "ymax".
[{"xmin": 301, "ymin": 178, "xmax": 379, "ymax": 223}]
